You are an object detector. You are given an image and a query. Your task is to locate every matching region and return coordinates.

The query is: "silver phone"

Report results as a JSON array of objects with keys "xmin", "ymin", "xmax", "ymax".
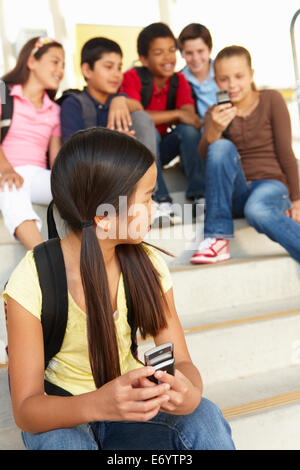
[
  {"xmin": 216, "ymin": 90, "xmax": 231, "ymax": 105},
  {"xmin": 144, "ymin": 342, "xmax": 175, "ymax": 383}
]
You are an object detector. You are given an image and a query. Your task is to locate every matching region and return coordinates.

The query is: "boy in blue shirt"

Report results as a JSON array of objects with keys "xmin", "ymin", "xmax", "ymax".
[
  {"xmin": 60, "ymin": 37, "xmax": 156, "ymax": 156},
  {"xmin": 178, "ymin": 23, "xmax": 218, "ymax": 123}
]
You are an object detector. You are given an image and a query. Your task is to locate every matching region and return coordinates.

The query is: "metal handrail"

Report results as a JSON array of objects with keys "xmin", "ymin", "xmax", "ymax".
[{"xmin": 290, "ymin": 9, "xmax": 300, "ymax": 124}]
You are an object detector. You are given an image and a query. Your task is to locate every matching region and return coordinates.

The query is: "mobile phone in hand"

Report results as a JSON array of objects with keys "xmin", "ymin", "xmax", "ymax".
[
  {"xmin": 216, "ymin": 90, "xmax": 231, "ymax": 105},
  {"xmin": 144, "ymin": 342, "xmax": 175, "ymax": 384}
]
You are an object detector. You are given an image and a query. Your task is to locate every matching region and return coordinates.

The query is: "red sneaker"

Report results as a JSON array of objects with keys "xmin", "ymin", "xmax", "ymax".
[{"xmin": 190, "ymin": 238, "xmax": 230, "ymax": 264}]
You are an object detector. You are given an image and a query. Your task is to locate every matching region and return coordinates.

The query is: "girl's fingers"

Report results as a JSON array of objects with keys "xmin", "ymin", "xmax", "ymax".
[
  {"xmin": 128, "ymin": 394, "xmax": 170, "ymax": 414},
  {"xmin": 139, "ymin": 377, "xmax": 157, "ymax": 388},
  {"xmin": 153, "ymin": 370, "xmax": 189, "ymax": 394},
  {"xmin": 122, "ymin": 366, "xmax": 156, "ymax": 386},
  {"xmin": 130, "ymin": 382, "xmax": 170, "ymax": 401},
  {"xmin": 126, "ymin": 405, "xmax": 161, "ymax": 423}
]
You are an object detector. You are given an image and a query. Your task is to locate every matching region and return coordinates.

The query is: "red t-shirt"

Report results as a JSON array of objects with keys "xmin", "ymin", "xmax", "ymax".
[{"xmin": 121, "ymin": 68, "xmax": 194, "ymax": 135}]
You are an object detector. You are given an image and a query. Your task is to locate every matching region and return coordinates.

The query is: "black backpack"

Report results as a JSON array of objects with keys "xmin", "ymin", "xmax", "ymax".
[
  {"xmin": 56, "ymin": 89, "xmax": 98, "ymax": 129},
  {"xmin": 176, "ymin": 68, "xmax": 199, "ymax": 117},
  {"xmin": 135, "ymin": 66, "xmax": 179, "ymax": 110},
  {"xmin": 187, "ymin": 81, "xmax": 200, "ymax": 116},
  {"xmin": 32, "ymin": 201, "xmax": 139, "ymax": 398}
]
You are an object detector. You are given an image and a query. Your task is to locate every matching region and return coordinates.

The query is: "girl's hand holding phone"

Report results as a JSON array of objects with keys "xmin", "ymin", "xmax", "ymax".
[
  {"xmin": 210, "ymin": 103, "xmax": 237, "ymax": 134},
  {"xmin": 93, "ymin": 366, "xmax": 170, "ymax": 422},
  {"xmin": 151, "ymin": 368, "xmax": 201, "ymax": 416}
]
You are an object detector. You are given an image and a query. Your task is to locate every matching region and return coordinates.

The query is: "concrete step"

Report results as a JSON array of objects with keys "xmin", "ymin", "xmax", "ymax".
[
  {"xmin": 205, "ymin": 365, "xmax": 300, "ymax": 450},
  {"xmin": 138, "ymin": 308, "xmax": 300, "ymax": 385},
  {"xmin": 230, "ymin": 399, "xmax": 300, "ymax": 450},
  {"xmin": 169, "ymin": 255, "xmax": 300, "ymax": 318},
  {"xmin": 146, "ymin": 218, "xmax": 287, "ymax": 262}
]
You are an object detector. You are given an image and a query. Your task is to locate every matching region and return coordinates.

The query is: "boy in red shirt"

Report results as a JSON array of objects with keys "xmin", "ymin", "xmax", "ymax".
[{"xmin": 121, "ymin": 23, "xmax": 205, "ymax": 223}]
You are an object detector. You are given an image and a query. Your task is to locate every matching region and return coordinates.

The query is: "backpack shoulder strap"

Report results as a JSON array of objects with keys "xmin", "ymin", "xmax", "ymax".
[
  {"xmin": 0, "ymin": 84, "xmax": 13, "ymax": 143},
  {"xmin": 74, "ymin": 92, "xmax": 98, "ymax": 129},
  {"xmin": 135, "ymin": 66, "xmax": 153, "ymax": 109},
  {"xmin": 187, "ymin": 80, "xmax": 200, "ymax": 116},
  {"xmin": 57, "ymin": 89, "xmax": 97, "ymax": 129},
  {"xmin": 33, "ymin": 239, "xmax": 68, "ymax": 371},
  {"xmin": 166, "ymin": 73, "xmax": 179, "ymax": 110}
]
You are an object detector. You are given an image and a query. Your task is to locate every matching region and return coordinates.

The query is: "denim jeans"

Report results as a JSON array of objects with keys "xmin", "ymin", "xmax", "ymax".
[
  {"xmin": 204, "ymin": 139, "xmax": 300, "ymax": 262},
  {"xmin": 154, "ymin": 124, "xmax": 205, "ymax": 201},
  {"xmin": 21, "ymin": 397, "xmax": 235, "ymax": 450}
]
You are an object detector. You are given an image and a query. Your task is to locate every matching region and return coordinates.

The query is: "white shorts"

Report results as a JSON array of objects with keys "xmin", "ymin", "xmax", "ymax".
[{"xmin": 0, "ymin": 165, "xmax": 52, "ymax": 237}]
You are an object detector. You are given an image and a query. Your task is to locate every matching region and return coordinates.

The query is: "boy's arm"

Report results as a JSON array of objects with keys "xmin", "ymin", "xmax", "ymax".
[
  {"xmin": 145, "ymin": 109, "xmax": 180, "ymax": 126},
  {"xmin": 60, "ymin": 97, "xmax": 85, "ymax": 143},
  {"xmin": 125, "ymin": 98, "xmax": 143, "ymax": 112},
  {"xmin": 176, "ymin": 104, "xmax": 202, "ymax": 130},
  {"xmin": 107, "ymin": 96, "xmax": 135, "ymax": 134}
]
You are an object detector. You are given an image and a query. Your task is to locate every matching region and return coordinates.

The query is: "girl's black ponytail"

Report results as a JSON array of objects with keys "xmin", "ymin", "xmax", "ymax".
[
  {"xmin": 80, "ymin": 223, "xmax": 120, "ymax": 388},
  {"xmin": 51, "ymin": 128, "xmax": 169, "ymax": 388}
]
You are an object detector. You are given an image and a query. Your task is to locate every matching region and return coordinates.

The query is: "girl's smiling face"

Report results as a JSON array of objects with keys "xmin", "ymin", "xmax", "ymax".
[
  {"xmin": 28, "ymin": 46, "xmax": 65, "ymax": 90},
  {"xmin": 214, "ymin": 55, "xmax": 254, "ymax": 104}
]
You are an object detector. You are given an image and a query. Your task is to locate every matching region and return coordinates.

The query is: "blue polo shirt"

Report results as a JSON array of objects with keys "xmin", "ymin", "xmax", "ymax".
[
  {"xmin": 60, "ymin": 88, "xmax": 124, "ymax": 143},
  {"xmin": 181, "ymin": 60, "xmax": 218, "ymax": 121}
]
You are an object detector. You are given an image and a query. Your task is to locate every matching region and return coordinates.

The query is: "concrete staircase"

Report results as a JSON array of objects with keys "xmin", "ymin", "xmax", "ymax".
[{"xmin": 1, "ymin": 165, "xmax": 300, "ymax": 450}]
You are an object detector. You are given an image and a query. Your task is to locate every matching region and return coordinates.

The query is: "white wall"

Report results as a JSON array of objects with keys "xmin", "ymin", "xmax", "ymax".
[
  {"xmin": 172, "ymin": 0, "xmax": 300, "ymax": 89},
  {"xmin": 0, "ymin": 0, "xmax": 299, "ymax": 89}
]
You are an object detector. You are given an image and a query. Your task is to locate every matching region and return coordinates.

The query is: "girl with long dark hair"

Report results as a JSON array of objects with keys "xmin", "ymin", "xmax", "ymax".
[
  {"xmin": 4, "ymin": 128, "xmax": 235, "ymax": 450},
  {"xmin": 0, "ymin": 36, "xmax": 64, "ymax": 249},
  {"xmin": 191, "ymin": 46, "xmax": 300, "ymax": 264}
]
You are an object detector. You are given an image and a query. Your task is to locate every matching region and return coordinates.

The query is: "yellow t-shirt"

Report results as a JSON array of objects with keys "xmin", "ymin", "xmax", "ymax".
[{"xmin": 3, "ymin": 244, "xmax": 172, "ymax": 396}]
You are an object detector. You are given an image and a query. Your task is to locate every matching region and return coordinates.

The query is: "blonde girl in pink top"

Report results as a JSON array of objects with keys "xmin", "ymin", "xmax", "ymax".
[{"xmin": 0, "ymin": 37, "xmax": 64, "ymax": 249}]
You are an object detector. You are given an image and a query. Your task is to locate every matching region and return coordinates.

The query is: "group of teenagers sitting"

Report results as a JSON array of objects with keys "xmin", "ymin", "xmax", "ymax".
[
  {"xmin": 1, "ymin": 21, "xmax": 299, "ymax": 263},
  {"xmin": 1, "ymin": 21, "xmax": 300, "ymax": 451}
]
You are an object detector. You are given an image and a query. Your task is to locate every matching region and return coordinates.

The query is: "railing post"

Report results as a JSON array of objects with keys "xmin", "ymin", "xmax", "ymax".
[{"xmin": 290, "ymin": 9, "xmax": 300, "ymax": 125}]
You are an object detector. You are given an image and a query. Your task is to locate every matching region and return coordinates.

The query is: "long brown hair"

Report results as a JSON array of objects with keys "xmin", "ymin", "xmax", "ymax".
[
  {"xmin": 51, "ymin": 128, "xmax": 169, "ymax": 388},
  {"xmin": 2, "ymin": 36, "xmax": 63, "ymax": 100},
  {"xmin": 214, "ymin": 45, "xmax": 257, "ymax": 91}
]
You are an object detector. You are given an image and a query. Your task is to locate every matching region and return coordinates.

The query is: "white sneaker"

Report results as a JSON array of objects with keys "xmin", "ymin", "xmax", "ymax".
[{"xmin": 152, "ymin": 201, "xmax": 182, "ymax": 228}]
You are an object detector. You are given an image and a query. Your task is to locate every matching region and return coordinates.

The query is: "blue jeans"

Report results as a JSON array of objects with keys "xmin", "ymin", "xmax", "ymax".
[
  {"xmin": 155, "ymin": 124, "xmax": 205, "ymax": 201},
  {"xmin": 21, "ymin": 397, "xmax": 235, "ymax": 450},
  {"xmin": 204, "ymin": 139, "xmax": 300, "ymax": 262}
]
